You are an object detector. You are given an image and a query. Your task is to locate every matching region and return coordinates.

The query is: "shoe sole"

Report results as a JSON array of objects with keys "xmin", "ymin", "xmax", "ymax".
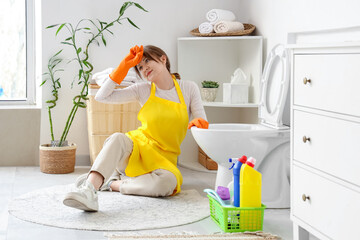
[{"xmin": 63, "ymin": 194, "xmax": 98, "ymax": 212}]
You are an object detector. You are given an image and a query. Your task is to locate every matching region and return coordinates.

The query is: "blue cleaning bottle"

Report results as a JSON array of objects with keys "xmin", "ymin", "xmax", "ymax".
[{"xmin": 232, "ymin": 155, "xmax": 247, "ymax": 207}]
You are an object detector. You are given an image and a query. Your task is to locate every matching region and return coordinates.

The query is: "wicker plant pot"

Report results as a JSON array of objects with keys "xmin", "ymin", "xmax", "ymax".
[{"xmin": 39, "ymin": 143, "xmax": 77, "ymax": 174}]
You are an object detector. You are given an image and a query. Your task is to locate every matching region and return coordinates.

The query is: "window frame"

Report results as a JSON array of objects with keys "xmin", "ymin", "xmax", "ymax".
[{"xmin": 0, "ymin": 0, "xmax": 38, "ymax": 107}]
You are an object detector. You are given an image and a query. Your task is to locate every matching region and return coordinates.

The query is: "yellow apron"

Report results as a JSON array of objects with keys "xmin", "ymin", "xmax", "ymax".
[{"xmin": 125, "ymin": 76, "xmax": 189, "ymax": 195}]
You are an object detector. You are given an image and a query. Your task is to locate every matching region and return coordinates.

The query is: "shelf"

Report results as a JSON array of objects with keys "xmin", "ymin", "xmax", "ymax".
[
  {"xmin": 178, "ymin": 36, "xmax": 263, "ymax": 41},
  {"xmin": 202, "ymin": 102, "xmax": 259, "ymax": 108}
]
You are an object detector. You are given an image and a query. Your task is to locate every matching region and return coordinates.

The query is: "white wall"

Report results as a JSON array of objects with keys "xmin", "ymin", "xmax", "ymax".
[
  {"xmin": 41, "ymin": 0, "xmax": 244, "ymax": 165},
  {"xmin": 241, "ymin": 0, "xmax": 360, "ymax": 125},
  {"xmin": 10, "ymin": 0, "xmax": 358, "ymax": 166}
]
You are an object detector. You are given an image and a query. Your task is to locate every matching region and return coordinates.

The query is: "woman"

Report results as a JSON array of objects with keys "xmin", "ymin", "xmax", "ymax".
[{"xmin": 63, "ymin": 45, "xmax": 208, "ymax": 212}]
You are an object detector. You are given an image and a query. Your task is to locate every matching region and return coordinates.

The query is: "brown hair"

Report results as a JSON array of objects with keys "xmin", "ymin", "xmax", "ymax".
[{"xmin": 135, "ymin": 45, "xmax": 181, "ymax": 80}]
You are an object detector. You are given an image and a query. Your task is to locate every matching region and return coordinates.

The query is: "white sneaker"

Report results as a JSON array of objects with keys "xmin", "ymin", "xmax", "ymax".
[{"xmin": 63, "ymin": 181, "xmax": 99, "ymax": 212}]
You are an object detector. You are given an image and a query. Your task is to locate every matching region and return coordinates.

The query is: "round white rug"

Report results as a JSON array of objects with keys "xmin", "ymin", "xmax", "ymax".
[{"xmin": 8, "ymin": 184, "xmax": 210, "ymax": 231}]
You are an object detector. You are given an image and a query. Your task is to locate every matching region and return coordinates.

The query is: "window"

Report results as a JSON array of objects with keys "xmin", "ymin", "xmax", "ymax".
[{"xmin": 0, "ymin": 0, "xmax": 37, "ymax": 105}]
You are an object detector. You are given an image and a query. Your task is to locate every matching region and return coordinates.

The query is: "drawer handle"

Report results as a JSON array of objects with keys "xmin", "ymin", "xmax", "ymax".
[
  {"xmin": 302, "ymin": 136, "xmax": 311, "ymax": 143},
  {"xmin": 302, "ymin": 194, "xmax": 310, "ymax": 202},
  {"xmin": 303, "ymin": 77, "xmax": 311, "ymax": 85}
]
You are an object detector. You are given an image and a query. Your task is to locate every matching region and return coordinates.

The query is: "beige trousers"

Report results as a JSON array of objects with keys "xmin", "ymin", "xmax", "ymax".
[{"xmin": 90, "ymin": 133, "xmax": 177, "ymax": 197}]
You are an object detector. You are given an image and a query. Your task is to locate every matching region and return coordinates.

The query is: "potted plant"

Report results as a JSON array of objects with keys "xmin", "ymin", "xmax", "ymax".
[
  {"xmin": 200, "ymin": 80, "xmax": 219, "ymax": 102},
  {"xmin": 39, "ymin": 2, "xmax": 147, "ymax": 174}
]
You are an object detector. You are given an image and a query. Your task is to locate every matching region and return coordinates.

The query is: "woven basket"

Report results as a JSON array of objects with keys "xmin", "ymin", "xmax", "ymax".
[
  {"xmin": 39, "ymin": 143, "xmax": 77, "ymax": 174},
  {"xmin": 190, "ymin": 23, "xmax": 256, "ymax": 37},
  {"xmin": 87, "ymin": 84, "xmax": 141, "ymax": 164}
]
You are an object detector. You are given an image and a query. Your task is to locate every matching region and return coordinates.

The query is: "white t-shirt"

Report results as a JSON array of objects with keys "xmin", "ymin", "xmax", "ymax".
[{"xmin": 95, "ymin": 79, "xmax": 207, "ymax": 121}]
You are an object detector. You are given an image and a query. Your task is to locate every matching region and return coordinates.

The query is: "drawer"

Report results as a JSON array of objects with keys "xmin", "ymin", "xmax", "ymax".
[
  {"xmin": 293, "ymin": 54, "xmax": 360, "ymax": 117},
  {"xmin": 293, "ymin": 110, "xmax": 360, "ymax": 186},
  {"xmin": 292, "ymin": 165, "xmax": 360, "ymax": 240}
]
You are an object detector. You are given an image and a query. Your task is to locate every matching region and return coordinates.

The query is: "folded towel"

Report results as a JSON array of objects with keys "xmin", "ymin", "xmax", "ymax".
[
  {"xmin": 92, "ymin": 67, "xmax": 113, "ymax": 82},
  {"xmin": 198, "ymin": 22, "xmax": 214, "ymax": 34},
  {"xmin": 92, "ymin": 67, "xmax": 144, "ymax": 86},
  {"xmin": 214, "ymin": 21, "xmax": 244, "ymax": 33},
  {"xmin": 206, "ymin": 9, "xmax": 236, "ymax": 25}
]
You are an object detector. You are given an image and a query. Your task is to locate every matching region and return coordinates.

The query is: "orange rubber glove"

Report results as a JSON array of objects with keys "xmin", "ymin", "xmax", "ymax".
[
  {"xmin": 109, "ymin": 45, "xmax": 143, "ymax": 84},
  {"xmin": 187, "ymin": 118, "xmax": 209, "ymax": 129}
]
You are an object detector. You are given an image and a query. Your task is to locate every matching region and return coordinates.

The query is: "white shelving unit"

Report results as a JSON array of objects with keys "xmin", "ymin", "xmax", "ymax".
[
  {"xmin": 178, "ymin": 36, "xmax": 263, "ymax": 171},
  {"xmin": 202, "ymin": 102, "xmax": 259, "ymax": 108}
]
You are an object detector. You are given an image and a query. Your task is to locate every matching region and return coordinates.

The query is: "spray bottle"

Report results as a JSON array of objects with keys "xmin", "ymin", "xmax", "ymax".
[
  {"xmin": 240, "ymin": 157, "xmax": 262, "ymax": 207},
  {"xmin": 228, "ymin": 155, "xmax": 247, "ymax": 207}
]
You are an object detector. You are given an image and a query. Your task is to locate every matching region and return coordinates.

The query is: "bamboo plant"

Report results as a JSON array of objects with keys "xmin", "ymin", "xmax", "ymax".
[
  {"xmin": 41, "ymin": 50, "xmax": 63, "ymax": 143},
  {"xmin": 41, "ymin": 1, "xmax": 147, "ymax": 147}
]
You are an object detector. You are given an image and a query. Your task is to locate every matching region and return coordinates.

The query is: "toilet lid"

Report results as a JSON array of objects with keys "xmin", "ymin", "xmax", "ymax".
[{"xmin": 259, "ymin": 44, "xmax": 290, "ymax": 129}]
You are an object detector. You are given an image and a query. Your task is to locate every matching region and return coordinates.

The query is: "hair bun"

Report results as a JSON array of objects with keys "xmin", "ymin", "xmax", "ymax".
[{"xmin": 172, "ymin": 73, "xmax": 181, "ymax": 80}]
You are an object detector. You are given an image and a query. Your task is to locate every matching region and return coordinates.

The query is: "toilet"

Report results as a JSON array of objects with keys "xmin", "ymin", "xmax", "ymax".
[{"xmin": 191, "ymin": 44, "xmax": 290, "ymax": 208}]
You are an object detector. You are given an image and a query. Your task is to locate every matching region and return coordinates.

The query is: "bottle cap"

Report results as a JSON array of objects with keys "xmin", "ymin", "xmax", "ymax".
[
  {"xmin": 238, "ymin": 155, "xmax": 247, "ymax": 163},
  {"xmin": 246, "ymin": 157, "xmax": 256, "ymax": 168}
]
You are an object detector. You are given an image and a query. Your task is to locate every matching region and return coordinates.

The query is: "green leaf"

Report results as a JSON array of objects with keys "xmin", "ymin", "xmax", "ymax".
[
  {"xmin": 40, "ymin": 80, "xmax": 47, "ymax": 86},
  {"xmin": 56, "ymin": 81, "xmax": 61, "ymax": 88},
  {"xmin": 119, "ymin": 2, "xmax": 131, "ymax": 16},
  {"xmin": 77, "ymin": 47, "xmax": 82, "ymax": 55},
  {"xmin": 78, "ymin": 69, "xmax": 83, "ymax": 80},
  {"xmin": 105, "ymin": 28, "xmax": 114, "ymax": 35},
  {"xmin": 51, "ymin": 58, "xmax": 62, "ymax": 66},
  {"xmin": 127, "ymin": 18, "xmax": 139, "ymax": 29},
  {"xmin": 134, "ymin": 3, "xmax": 148, "ymax": 12},
  {"xmin": 53, "ymin": 69, "xmax": 64, "ymax": 74},
  {"xmin": 61, "ymin": 41, "xmax": 73, "ymax": 46},
  {"xmin": 56, "ymin": 23, "xmax": 66, "ymax": 36},
  {"xmin": 65, "ymin": 37, "xmax": 72, "ymax": 41},
  {"xmin": 46, "ymin": 24, "xmax": 59, "ymax": 29},
  {"xmin": 101, "ymin": 35, "xmax": 107, "ymax": 46},
  {"xmin": 53, "ymin": 49, "xmax": 63, "ymax": 57},
  {"xmin": 98, "ymin": 19, "xmax": 104, "ymax": 29}
]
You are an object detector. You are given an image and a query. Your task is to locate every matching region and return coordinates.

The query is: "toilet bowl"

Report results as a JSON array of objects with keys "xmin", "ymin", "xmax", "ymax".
[{"xmin": 191, "ymin": 44, "xmax": 290, "ymax": 208}]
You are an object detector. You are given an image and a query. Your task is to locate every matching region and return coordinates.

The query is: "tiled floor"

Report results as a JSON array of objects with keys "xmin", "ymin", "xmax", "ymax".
[{"xmin": 0, "ymin": 166, "xmax": 298, "ymax": 240}]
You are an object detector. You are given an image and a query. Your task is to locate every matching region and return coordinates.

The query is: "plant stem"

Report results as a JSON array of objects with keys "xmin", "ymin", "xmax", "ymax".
[
  {"xmin": 48, "ymin": 106, "xmax": 54, "ymax": 141},
  {"xmin": 62, "ymin": 105, "xmax": 79, "ymax": 142}
]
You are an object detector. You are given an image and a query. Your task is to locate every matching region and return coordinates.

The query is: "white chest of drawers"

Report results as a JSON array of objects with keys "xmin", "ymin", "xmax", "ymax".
[{"xmin": 289, "ymin": 43, "xmax": 360, "ymax": 240}]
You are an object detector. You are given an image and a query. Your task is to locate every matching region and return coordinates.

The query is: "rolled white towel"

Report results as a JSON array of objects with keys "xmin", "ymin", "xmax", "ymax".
[
  {"xmin": 206, "ymin": 9, "xmax": 236, "ymax": 25},
  {"xmin": 91, "ymin": 67, "xmax": 113, "ymax": 82},
  {"xmin": 92, "ymin": 67, "xmax": 143, "ymax": 86},
  {"xmin": 198, "ymin": 22, "xmax": 214, "ymax": 34},
  {"xmin": 214, "ymin": 21, "xmax": 244, "ymax": 33}
]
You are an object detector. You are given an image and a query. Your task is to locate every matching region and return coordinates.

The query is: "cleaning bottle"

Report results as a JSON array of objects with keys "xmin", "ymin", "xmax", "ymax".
[
  {"xmin": 227, "ymin": 156, "xmax": 247, "ymax": 206},
  {"xmin": 240, "ymin": 157, "xmax": 262, "ymax": 208},
  {"xmin": 232, "ymin": 156, "xmax": 247, "ymax": 207}
]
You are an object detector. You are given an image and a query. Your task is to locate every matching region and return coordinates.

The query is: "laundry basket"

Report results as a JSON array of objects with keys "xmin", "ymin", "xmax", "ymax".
[
  {"xmin": 86, "ymin": 84, "xmax": 141, "ymax": 164},
  {"xmin": 208, "ymin": 195, "xmax": 266, "ymax": 233}
]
